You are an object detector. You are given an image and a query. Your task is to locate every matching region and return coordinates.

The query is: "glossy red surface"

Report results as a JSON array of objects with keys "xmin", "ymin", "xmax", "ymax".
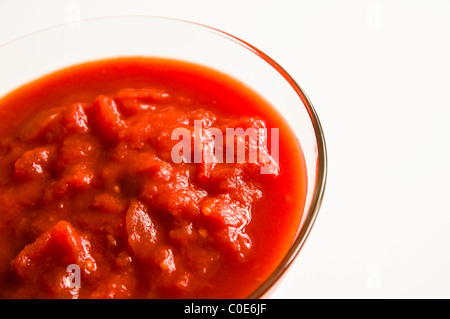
[{"xmin": 0, "ymin": 57, "xmax": 307, "ymax": 298}]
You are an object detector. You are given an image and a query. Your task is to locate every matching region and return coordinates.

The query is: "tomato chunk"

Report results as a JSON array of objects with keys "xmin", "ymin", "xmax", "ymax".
[
  {"xmin": 14, "ymin": 146, "xmax": 54, "ymax": 180},
  {"xmin": 91, "ymin": 95, "xmax": 126, "ymax": 143},
  {"xmin": 201, "ymin": 194, "xmax": 252, "ymax": 257},
  {"xmin": 140, "ymin": 171, "xmax": 207, "ymax": 217},
  {"xmin": 125, "ymin": 200, "xmax": 158, "ymax": 261},
  {"xmin": 19, "ymin": 107, "xmax": 64, "ymax": 143},
  {"xmin": 62, "ymin": 103, "xmax": 90, "ymax": 134},
  {"xmin": 11, "ymin": 220, "xmax": 96, "ymax": 278}
]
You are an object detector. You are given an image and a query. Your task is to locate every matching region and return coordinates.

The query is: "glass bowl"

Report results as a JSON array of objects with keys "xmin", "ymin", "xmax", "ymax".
[{"xmin": 0, "ymin": 16, "xmax": 327, "ymax": 298}]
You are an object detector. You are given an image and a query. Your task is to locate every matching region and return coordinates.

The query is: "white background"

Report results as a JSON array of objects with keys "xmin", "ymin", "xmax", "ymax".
[{"xmin": 1, "ymin": 0, "xmax": 449, "ymax": 299}]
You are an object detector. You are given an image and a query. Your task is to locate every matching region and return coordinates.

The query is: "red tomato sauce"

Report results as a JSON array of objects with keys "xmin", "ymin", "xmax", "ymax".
[{"xmin": 0, "ymin": 57, "xmax": 307, "ymax": 298}]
